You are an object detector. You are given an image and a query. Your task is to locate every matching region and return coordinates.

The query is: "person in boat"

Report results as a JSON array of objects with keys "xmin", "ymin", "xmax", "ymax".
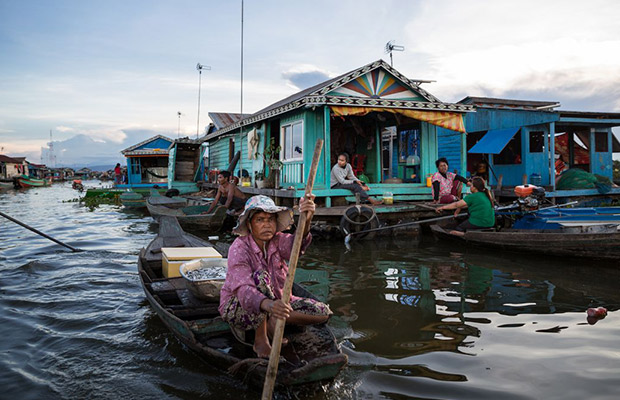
[
  {"xmin": 330, "ymin": 153, "xmax": 382, "ymax": 205},
  {"xmin": 218, "ymin": 194, "xmax": 332, "ymax": 358},
  {"xmin": 205, "ymin": 170, "xmax": 248, "ymax": 214},
  {"xmin": 114, "ymin": 163, "xmax": 122, "ymax": 184},
  {"xmin": 432, "ymin": 157, "xmax": 470, "ymax": 204},
  {"xmin": 435, "ymin": 176, "xmax": 495, "ymax": 236}
]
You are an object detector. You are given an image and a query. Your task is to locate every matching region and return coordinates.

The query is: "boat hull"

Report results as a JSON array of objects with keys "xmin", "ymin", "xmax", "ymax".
[
  {"xmin": 431, "ymin": 224, "xmax": 620, "ymax": 260},
  {"xmin": 146, "ymin": 200, "xmax": 228, "ymax": 232}
]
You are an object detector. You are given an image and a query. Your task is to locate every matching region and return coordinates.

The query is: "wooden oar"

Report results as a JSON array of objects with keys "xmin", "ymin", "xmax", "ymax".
[
  {"xmin": 344, "ymin": 212, "xmax": 468, "ymax": 247},
  {"xmin": 261, "ymin": 139, "xmax": 323, "ymax": 400},
  {"xmin": 0, "ymin": 210, "xmax": 81, "ymax": 252}
]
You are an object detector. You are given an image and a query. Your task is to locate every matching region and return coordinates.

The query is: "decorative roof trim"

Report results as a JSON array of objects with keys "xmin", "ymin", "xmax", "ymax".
[{"xmin": 311, "ymin": 59, "xmax": 440, "ymax": 103}]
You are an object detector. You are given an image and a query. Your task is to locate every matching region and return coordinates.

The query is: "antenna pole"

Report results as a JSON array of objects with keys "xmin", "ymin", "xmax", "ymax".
[
  {"xmin": 390, "ymin": 51, "xmax": 393, "ymax": 67},
  {"xmin": 196, "ymin": 63, "xmax": 211, "ymax": 139}
]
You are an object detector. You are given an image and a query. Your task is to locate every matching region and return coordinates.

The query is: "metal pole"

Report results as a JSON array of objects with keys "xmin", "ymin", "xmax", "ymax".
[{"xmin": 197, "ymin": 69, "xmax": 202, "ymax": 138}]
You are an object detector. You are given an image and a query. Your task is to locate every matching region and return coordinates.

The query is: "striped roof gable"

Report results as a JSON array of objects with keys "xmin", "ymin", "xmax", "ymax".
[
  {"xmin": 206, "ymin": 60, "xmax": 473, "ymax": 140},
  {"xmin": 121, "ymin": 135, "xmax": 173, "ymax": 155}
]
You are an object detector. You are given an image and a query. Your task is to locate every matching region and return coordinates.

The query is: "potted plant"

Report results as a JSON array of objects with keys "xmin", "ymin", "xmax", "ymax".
[{"xmin": 259, "ymin": 138, "xmax": 282, "ymax": 188}]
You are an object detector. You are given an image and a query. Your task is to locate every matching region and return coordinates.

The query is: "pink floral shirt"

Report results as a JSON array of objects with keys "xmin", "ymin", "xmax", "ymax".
[
  {"xmin": 431, "ymin": 171, "xmax": 456, "ymax": 199},
  {"xmin": 218, "ymin": 232, "xmax": 312, "ymax": 316}
]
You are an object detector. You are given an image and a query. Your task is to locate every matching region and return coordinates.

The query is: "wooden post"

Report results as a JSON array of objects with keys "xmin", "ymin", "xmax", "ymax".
[{"xmin": 261, "ymin": 139, "xmax": 323, "ymax": 400}]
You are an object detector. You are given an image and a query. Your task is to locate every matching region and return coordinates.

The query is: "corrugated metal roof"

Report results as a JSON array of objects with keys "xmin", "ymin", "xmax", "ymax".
[
  {"xmin": 208, "ymin": 113, "xmax": 250, "ymax": 130},
  {"xmin": 121, "ymin": 135, "xmax": 173, "ymax": 154},
  {"xmin": 0, "ymin": 155, "xmax": 24, "ymax": 163},
  {"xmin": 459, "ymin": 96, "xmax": 560, "ymax": 110}
]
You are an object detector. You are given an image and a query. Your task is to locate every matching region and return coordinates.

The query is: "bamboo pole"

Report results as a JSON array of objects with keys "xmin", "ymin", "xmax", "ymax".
[{"xmin": 261, "ymin": 139, "xmax": 323, "ymax": 400}]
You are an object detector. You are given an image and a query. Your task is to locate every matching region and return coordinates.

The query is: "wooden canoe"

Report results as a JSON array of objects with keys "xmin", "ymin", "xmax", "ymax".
[
  {"xmin": 119, "ymin": 191, "xmax": 146, "ymax": 209},
  {"xmin": 146, "ymin": 199, "xmax": 228, "ymax": 232},
  {"xmin": 430, "ymin": 223, "xmax": 620, "ymax": 260},
  {"xmin": 147, "ymin": 188, "xmax": 187, "ymax": 208},
  {"xmin": 138, "ymin": 216, "xmax": 347, "ymax": 388}
]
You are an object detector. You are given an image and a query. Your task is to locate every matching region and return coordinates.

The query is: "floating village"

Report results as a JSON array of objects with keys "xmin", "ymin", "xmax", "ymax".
[{"xmin": 2, "ymin": 59, "xmax": 620, "ymax": 393}]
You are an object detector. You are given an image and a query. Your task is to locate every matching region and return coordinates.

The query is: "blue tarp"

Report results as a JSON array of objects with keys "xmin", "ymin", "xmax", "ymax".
[{"xmin": 468, "ymin": 127, "xmax": 520, "ymax": 154}]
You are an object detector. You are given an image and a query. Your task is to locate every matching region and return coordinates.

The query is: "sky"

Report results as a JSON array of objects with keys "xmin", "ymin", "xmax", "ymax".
[{"xmin": 1, "ymin": 0, "xmax": 620, "ymax": 167}]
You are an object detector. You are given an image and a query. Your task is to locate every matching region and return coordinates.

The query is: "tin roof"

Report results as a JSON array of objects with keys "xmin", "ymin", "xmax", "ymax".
[
  {"xmin": 208, "ymin": 113, "xmax": 250, "ymax": 130},
  {"xmin": 121, "ymin": 135, "xmax": 173, "ymax": 156},
  {"xmin": 459, "ymin": 96, "xmax": 560, "ymax": 110},
  {"xmin": 0, "ymin": 155, "xmax": 24, "ymax": 163}
]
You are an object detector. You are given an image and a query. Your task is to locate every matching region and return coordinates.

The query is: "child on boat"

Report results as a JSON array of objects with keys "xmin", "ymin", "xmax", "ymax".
[{"xmin": 218, "ymin": 195, "xmax": 332, "ymax": 358}]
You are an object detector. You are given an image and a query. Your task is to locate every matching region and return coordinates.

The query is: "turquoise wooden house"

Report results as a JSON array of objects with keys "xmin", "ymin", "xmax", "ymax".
[
  {"xmin": 437, "ymin": 97, "xmax": 620, "ymax": 199},
  {"xmin": 118, "ymin": 135, "xmax": 173, "ymax": 189},
  {"xmin": 203, "ymin": 60, "xmax": 473, "ymax": 207}
]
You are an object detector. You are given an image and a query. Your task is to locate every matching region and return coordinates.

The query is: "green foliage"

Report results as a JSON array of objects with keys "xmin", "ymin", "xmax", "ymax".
[{"xmin": 613, "ymin": 160, "xmax": 620, "ymax": 182}]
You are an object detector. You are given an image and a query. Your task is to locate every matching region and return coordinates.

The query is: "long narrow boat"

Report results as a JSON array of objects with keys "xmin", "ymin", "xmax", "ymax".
[
  {"xmin": 430, "ymin": 223, "xmax": 620, "ymax": 260},
  {"xmin": 512, "ymin": 207, "xmax": 620, "ymax": 229},
  {"xmin": 146, "ymin": 198, "xmax": 228, "ymax": 232},
  {"xmin": 17, "ymin": 174, "xmax": 51, "ymax": 188},
  {"xmin": 0, "ymin": 181, "xmax": 14, "ymax": 190},
  {"xmin": 138, "ymin": 216, "xmax": 347, "ymax": 388},
  {"xmin": 147, "ymin": 188, "xmax": 187, "ymax": 208}
]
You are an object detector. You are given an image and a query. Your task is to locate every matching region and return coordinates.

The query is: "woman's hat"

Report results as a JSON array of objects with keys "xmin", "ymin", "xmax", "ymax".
[{"xmin": 233, "ymin": 195, "xmax": 293, "ymax": 236}]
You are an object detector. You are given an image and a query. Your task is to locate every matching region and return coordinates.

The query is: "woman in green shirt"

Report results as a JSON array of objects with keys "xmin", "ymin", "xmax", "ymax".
[{"xmin": 435, "ymin": 177, "xmax": 495, "ymax": 236}]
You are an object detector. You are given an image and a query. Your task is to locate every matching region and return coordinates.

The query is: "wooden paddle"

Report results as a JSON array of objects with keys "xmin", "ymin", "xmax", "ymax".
[
  {"xmin": 0, "ymin": 210, "xmax": 81, "ymax": 252},
  {"xmin": 261, "ymin": 139, "xmax": 323, "ymax": 400}
]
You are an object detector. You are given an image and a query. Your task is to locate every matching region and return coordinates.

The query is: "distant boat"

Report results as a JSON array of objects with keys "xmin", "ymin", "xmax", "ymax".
[
  {"xmin": 0, "ymin": 181, "xmax": 14, "ymax": 190},
  {"xmin": 17, "ymin": 175, "xmax": 51, "ymax": 188}
]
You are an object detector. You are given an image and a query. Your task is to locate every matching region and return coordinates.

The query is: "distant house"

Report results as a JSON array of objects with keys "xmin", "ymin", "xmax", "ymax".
[
  {"xmin": 0, "ymin": 155, "xmax": 28, "ymax": 179},
  {"xmin": 119, "ymin": 135, "xmax": 174, "ymax": 188},
  {"xmin": 203, "ymin": 59, "xmax": 472, "ymax": 206}
]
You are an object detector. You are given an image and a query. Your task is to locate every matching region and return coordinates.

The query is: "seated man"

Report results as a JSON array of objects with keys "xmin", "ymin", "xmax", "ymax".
[
  {"xmin": 432, "ymin": 158, "xmax": 470, "ymax": 204},
  {"xmin": 330, "ymin": 153, "xmax": 382, "ymax": 205},
  {"xmin": 206, "ymin": 170, "xmax": 248, "ymax": 214},
  {"xmin": 218, "ymin": 195, "xmax": 332, "ymax": 358}
]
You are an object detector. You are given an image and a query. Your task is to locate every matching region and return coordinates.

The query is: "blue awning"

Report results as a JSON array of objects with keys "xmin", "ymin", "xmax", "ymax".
[{"xmin": 468, "ymin": 127, "xmax": 520, "ymax": 154}]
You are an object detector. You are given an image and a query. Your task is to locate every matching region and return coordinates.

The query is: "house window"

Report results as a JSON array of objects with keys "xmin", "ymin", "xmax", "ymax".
[
  {"xmin": 594, "ymin": 131, "xmax": 608, "ymax": 152},
  {"xmin": 495, "ymin": 130, "xmax": 522, "ymax": 165},
  {"xmin": 529, "ymin": 131, "xmax": 544, "ymax": 153},
  {"xmin": 281, "ymin": 121, "xmax": 303, "ymax": 161}
]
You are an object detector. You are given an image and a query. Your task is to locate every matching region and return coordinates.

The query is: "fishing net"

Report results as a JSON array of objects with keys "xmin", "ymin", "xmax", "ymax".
[{"xmin": 556, "ymin": 168, "xmax": 612, "ymax": 193}]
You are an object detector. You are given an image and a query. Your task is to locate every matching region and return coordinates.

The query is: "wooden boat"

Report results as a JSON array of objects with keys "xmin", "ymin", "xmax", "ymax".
[
  {"xmin": 430, "ymin": 223, "xmax": 620, "ymax": 260},
  {"xmin": 0, "ymin": 181, "xmax": 14, "ymax": 190},
  {"xmin": 146, "ymin": 198, "xmax": 228, "ymax": 232},
  {"xmin": 119, "ymin": 191, "xmax": 146, "ymax": 209},
  {"xmin": 138, "ymin": 216, "xmax": 347, "ymax": 388},
  {"xmin": 147, "ymin": 188, "xmax": 187, "ymax": 208},
  {"xmin": 17, "ymin": 174, "xmax": 50, "ymax": 188}
]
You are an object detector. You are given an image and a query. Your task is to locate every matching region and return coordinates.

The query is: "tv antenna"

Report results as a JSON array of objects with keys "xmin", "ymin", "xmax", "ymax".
[
  {"xmin": 177, "ymin": 111, "xmax": 183, "ymax": 138},
  {"xmin": 384, "ymin": 40, "xmax": 405, "ymax": 67},
  {"xmin": 196, "ymin": 63, "xmax": 211, "ymax": 138}
]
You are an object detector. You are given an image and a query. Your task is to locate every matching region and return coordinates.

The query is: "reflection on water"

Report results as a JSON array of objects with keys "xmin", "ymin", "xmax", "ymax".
[{"xmin": 1, "ymin": 182, "xmax": 619, "ymax": 399}]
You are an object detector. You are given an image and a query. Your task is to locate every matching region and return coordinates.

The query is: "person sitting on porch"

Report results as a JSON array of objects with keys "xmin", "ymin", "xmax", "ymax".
[
  {"xmin": 218, "ymin": 195, "xmax": 332, "ymax": 358},
  {"xmin": 435, "ymin": 176, "xmax": 495, "ymax": 236},
  {"xmin": 330, "ymin": 153, "xmax": 382, "ymax": 205},
  {"xmin": 555, "ymin": 154, "xmax": 567, "ymax": 176},
  {"xmin": 432, "ymin": 158, "xmax": 470, "ymax": 204},
  {"xmin": 206, "ymin": 170, "xmax": 248, "ymax": 214}
]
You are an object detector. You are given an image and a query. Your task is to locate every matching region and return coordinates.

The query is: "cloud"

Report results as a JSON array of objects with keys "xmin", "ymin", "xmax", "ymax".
[{"xmin": 281, "ymin": 65, "xmax": 333, "ymax": 90}]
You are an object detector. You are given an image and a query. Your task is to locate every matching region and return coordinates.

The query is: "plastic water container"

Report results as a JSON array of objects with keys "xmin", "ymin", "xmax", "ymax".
[
  {"xmin": 530, "ymin": 173, "xmax": 542, "ymax": 186},
  {"xmin": 426, "ymin": 174, "xmax": 433, "ymax": 187},
  {"xmin": 383, "ymin": 191, "xmax": 393, "ymax": 205}
]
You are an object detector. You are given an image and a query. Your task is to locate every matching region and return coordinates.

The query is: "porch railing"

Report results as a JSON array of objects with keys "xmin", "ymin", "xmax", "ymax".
[{"xmin": 281, "ymin": 161, "xmax": 304, "ymax": 185}]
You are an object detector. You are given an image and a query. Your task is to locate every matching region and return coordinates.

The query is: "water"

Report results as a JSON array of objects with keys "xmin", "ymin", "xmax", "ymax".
[{"xmin": 1, "ymin": 182, "xmax": 619, "ymax": 400}]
